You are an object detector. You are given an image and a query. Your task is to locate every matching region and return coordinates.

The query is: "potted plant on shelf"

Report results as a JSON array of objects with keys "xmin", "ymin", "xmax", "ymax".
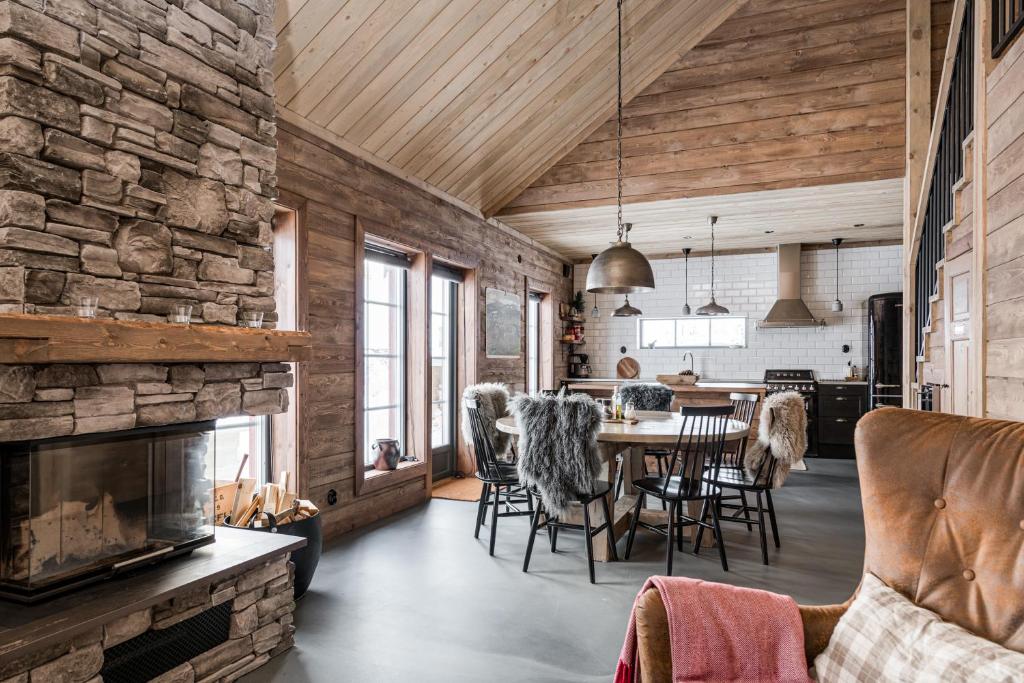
[{"xmin": 571, "ymin": 291, "xmax": 587, "ymax": 317}]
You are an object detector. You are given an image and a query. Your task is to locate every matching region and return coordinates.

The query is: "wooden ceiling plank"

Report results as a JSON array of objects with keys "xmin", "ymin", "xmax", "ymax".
[
  {"xmin": 459, "ymin": 0, "xmax": 725, "ymax": 207},
  {"xmin": 288, "ymin": 0, "xmax": 432, "ymax": 118},
  {"xmin": 341, "ymin": 0, "xmax": 517, "ymax": 146},
  {"xmin": 274, "ymin": 0, "xmax": 374, "ymax": 104},
  {"xmin": 274, "ymin": 0, "xmax": 312, "ymax": 34},
  {"xmin": 436, "ymin": 0, "xmax": 687, "ymax": 201},
  {"xmin": 321, "ymin": 0, "xmax": 483, "ymax": 137},
  {"xmin": 479, "ymin": 1, "xmax": 746, "ymax": 214},
  {"xmin": 552, "ymin": 99, "xmax": 905, "ymax": 166},
  {"xmin": 411, "ymin": 0, "xmax": 618, "ymax": 184},
  {"xmin": 362, "ymin": 0, "xmax": 539, "ymax": 156},
  {"xmin": 391, "ymin": 0, "xmax": 601, "ymax": 172}
]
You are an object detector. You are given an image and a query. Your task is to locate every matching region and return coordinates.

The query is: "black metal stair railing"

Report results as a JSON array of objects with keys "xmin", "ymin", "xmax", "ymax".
[
  {"xmin": 993, "ymin": 0, "xmax": 1024, "ymax": 58},
  {"xmin": 915, "ymin": 0, "xmax": 975, "ymax": 360}
]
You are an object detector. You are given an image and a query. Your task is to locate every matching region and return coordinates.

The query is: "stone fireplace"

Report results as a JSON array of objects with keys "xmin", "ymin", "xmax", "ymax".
[{"xmin": 0, "ymin": 0, "xmax": 304, "ymax": 677}]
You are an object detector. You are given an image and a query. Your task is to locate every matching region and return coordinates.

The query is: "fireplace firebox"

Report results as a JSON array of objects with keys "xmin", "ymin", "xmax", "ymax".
[{"xmin": 0, "ymin": 421, "xmax": 218, "ymax": 602}]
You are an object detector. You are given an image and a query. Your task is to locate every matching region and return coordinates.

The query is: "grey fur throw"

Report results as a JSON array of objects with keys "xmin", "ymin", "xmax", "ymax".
[
  {"xmin": 511, "ymin": 393, "xmax": 602, "ymax": 517},
  {"xmin": 461, "ymin": 383, "xmax": 511, "ymax": 458},
  {"xmin": 618, "ymin": 383, "xmax": 673, "ymax": 411},
  {"xmin": 744, "ymin": 390, "xmax": 807, "ymax": 488}
]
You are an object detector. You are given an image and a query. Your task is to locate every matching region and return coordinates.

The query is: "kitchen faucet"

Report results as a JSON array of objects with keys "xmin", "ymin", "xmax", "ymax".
[{"xmin": 681, "ymin": 352, "xmax": 695, "ymax": 374}]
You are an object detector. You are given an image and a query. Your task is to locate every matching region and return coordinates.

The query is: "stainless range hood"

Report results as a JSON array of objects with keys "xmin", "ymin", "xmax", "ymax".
[{"xmin": 757, "ymin": 244, "xmax": 824, "ymax": 328}]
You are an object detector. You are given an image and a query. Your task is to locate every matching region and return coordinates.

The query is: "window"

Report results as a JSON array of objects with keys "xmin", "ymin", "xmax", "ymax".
[
  {"xmin": 363, "ymin": 248, "xmax": 409, "ymax": 467},
  {"xmin": 214, "ymin": 416, "xmax": 270, "ymax": 483},
  {"xmin": 526, "ymin": 292, "xmax": 542, "ymax": 394},
  {"xmin": 638, "ymin": 316, "xmax": 747, "ymax": 349}
]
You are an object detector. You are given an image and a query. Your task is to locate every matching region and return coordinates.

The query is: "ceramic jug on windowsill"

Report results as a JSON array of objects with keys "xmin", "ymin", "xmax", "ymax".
[{"xmin": 372, "ymin": 439, "xmax": 402, "ymax": 471}]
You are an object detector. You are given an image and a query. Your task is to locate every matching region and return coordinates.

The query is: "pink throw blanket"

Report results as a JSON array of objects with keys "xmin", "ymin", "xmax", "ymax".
[{"xmin": 615, "ymin": 577, "xmax": 811, "ymax": 683}]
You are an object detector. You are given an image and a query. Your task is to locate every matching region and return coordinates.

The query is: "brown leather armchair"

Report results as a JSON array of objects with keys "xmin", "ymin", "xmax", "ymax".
[{"xmin": 633, "ymin": 408, "xmax": 1024, "ymax": 681}]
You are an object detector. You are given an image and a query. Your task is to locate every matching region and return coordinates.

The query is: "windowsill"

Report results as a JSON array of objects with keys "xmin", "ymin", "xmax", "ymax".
[{"xmin": 358, "ymin": 459, "xmax": 426, "ymax": 496}]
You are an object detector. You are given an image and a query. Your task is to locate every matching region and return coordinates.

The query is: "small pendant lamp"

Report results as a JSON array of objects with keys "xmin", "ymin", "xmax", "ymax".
[
  {"xmin": 831, "ymin": 238, "xmax": 844, "ymax": 312},
  {"xmin": 590, "ymin": 254, "xmax": 600, "ymax": 317},
  {"xmin": 682, "ymin": 247, "xmax": 692, "ymax": 315},
  {"xmin": 613, "ymin": 295, "xmax": 642, "ymax": 317},
  {"xmin": 585, "ymin": 0, "xmax": 655, "ymax": 295},
  {"xmin": 696, "ymin": 216, "xmax": 729, "ymax": 316}
]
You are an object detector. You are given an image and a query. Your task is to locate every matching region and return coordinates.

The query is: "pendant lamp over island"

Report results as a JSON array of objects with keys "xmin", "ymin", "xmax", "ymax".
[
  {"xmin": 585, "ymin": 0, "xmax": 655, "ymax": 300},
  {"xmin": 831, "ymin": 238, "xmax": 844, "ymax": 312},
  {"xmin": 696, "ymin": 215, "xmax": 729, "ymax": 316},
  {"xmin": 682, "ymin": 247, "xmax": 692, "ymax": 315},
  {"xmin": 613, "ymin": 295, "xmax": 643, "ymax": 317}
]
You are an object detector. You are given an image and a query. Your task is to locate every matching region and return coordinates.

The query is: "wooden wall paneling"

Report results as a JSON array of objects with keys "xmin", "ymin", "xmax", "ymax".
[
  {"xmin": 903, "ymin": 0, "xmax": 933, "ymax": 407},
  {"xmin": 276, "ymin": 120, "xmax": 572, "ymax": 539},
  {"xmin": 500, "ymin": 0, "xmax": 910, "ymax": 221},
  {"xmin": 969, "ymin": 0, "xmax": 987, "ymax": 416},
  {"xmin": 408, "ymin": 253, "xmax": 433, "ymax": 497},
  {"xmin": 984, "ymin": 13, "xmax": 1024, "ymax": 420}
]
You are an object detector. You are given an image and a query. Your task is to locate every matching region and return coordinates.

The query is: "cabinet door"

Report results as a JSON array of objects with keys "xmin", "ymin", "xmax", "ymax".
[
  {"xmin": 819, "ymin": 394, "xmax": 863, "ymax": 417},
  {"xmin": 818, "ymin": 416, "xmax": 858, "ymax": 444}
]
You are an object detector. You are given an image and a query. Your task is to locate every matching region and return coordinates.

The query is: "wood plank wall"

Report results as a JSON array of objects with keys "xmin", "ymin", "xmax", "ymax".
[
  {"xmin": 275, "ymin": 121, "xmax": 572, "ymax": 539},
  {"xmin": 985, "ymin": 29, "xmax": 1024, "ymax": 420},
  {"xmin": 502, "ymin": 0, "xmax": 952, "ymax": 215}
]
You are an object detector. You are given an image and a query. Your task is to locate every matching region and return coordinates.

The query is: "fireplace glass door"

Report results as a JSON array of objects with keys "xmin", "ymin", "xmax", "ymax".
[{"xmin": 0, "ymin": 421, "xmax": 217, "ymax": 601}]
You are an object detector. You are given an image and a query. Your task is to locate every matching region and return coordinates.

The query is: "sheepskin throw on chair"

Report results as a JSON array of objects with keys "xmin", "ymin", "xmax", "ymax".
[
  {"xmin": 744, "ymin": 390, "xmax": 807, "ymax": 487},
  {"xmin": 511, "ymin": 393, "xmax": 602, "ymax": 516},
  {"xmin": 617, "ymin": 383, "xmax": 673, "ymax": 411},
  {"xmin": 461, "ymin": 383, "xmax": 512, "ymax": 459}
]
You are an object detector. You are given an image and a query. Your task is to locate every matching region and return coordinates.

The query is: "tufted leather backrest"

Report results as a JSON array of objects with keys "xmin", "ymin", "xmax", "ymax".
[{"xmin": 855, "ymin": 408, "xmax": 1024, "ymax": 651}]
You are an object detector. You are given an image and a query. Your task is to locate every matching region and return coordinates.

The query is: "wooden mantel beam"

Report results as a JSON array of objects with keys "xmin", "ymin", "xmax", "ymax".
[{"xmin": 0, "ymin": 314, "xmax": 312, "ymax": 364}]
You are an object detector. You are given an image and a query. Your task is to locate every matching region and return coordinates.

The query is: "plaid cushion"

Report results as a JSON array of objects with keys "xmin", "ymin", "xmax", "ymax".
[{"xmin": 814, "ymin": 573, "xmax": 1024, "ymax": 682}]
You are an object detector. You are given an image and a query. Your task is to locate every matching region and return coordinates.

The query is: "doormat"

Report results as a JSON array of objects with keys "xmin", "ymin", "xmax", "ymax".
[{"xmin": 433, "ymin": 476, "xmax": 482, "ymax": 502}]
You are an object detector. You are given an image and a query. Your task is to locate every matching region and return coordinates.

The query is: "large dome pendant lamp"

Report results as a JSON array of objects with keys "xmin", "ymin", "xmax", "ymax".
[
  {"xmin": 585, "ymin": 0, "xmax": 655, "ymax": 310},
  {"xmin": 696, "ymin": 215, "xmax": 729, "ymax": 316}
]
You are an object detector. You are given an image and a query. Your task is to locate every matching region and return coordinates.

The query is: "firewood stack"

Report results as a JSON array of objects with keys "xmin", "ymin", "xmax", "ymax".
[{"xmin": 213, "ymin": 461, "xmax": 319, "ymax": 529}]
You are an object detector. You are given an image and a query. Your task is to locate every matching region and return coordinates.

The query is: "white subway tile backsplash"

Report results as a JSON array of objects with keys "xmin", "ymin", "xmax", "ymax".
[{"xmin": 573, "ymin": 245, "xmax": 902, "ymax": 382}]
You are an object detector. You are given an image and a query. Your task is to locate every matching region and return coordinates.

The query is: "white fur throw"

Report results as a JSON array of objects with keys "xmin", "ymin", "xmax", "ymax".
[
  {"xmin": 744, "ymin": 391, "xmax": 807, "ymax": 488},
  {"xmin": 461, "ymin": 383, "xmax": 511, "ymax": 459},
  {"xmin": 511, "ymin": 393, "xmax": 602, "ymax": 517}
]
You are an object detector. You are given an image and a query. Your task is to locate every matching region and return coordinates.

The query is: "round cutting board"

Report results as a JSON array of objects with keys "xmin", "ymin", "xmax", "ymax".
[{"xmin": 617, "ymin": 357, "xmax": 640, "ymax": 379}]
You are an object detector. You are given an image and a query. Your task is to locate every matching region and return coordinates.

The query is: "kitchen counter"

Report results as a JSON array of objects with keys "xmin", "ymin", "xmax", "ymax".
[
  {"xmin": 818, "ymin": 379, "xmax": 868, "ymax": 385},
  {"xmin": 563, "ymin": 378, "xmax": 765, "ymax": 438}
]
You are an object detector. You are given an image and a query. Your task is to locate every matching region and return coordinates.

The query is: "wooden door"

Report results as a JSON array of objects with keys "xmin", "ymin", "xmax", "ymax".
[{"xmin": 945, "ymin": 256, "xmax": 972, "ymax": 415}]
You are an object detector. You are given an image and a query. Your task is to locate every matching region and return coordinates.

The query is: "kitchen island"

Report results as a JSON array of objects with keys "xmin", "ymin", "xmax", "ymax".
[{"xmin": 561, "ymin": 378, "xmax": 766, "ymax": 438}]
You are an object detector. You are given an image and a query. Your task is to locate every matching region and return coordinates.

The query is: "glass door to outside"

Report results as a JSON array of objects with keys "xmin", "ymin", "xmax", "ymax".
[{"xmin": 431, "ymin": 276, "xmax": 458, "ymax": 479}]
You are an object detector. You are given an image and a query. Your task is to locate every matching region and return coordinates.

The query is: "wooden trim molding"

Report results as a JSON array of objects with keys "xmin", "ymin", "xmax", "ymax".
[
  {"xmin": 354, "ymin": 218, "xmax": 368, "ymax": 495},
  {"xmin": 526, "ymin": 277, "xmax": 556, "ymax": 392},
  {"xmin": 0, "ymin": 314, "xmax": 311, "ymax": 364}
]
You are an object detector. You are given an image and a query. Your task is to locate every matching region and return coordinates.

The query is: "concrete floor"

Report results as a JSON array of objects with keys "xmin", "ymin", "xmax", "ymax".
[{"xmin": 246, "ymin": 459, "xmax": 864, "ymax": 683}]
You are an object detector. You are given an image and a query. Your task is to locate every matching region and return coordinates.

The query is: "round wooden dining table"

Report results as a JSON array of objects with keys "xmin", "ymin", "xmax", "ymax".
[{"xmin": 496, "ymin": 410, "xmax": 750, "ymax": 561}]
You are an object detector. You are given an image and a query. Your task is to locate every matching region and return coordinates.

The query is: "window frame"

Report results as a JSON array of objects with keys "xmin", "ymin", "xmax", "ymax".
[
  {"xmin": 362, "ymin": 248, "xmax": 410, "ymax": 471},
  {"xmin": 637, "ymin": 316, "xmax": 748, "ymax": 349},
  {"xmin": 354, "ymin": 221, "xmax": 431, "ymax": 496},
  {"xmin": 526, "ymin": 292, "xmax": 542, "ymax": 394}
]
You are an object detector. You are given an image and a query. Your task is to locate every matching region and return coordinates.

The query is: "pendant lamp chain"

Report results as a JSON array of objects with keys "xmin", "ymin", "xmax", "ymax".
[
  {"xmin": 616, "ymin": 0, "xmax": 623, "ymax": 240},
  {"xmin": 584, "ymin": 0, "xmax": 655, "ymax": 296},
  {"xmin": 709, "ymin": 217, "xmax": 716, "ymax": 299}
]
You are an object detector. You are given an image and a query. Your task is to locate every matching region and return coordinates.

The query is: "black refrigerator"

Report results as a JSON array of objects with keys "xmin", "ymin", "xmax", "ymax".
[{"xmin": 868, "ymin": 292, "xmax": 903, "ymax": 409}]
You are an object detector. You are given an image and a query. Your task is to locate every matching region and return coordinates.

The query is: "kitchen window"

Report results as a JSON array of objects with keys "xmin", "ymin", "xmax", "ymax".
[
  {"xmin": 363, "ymin": 245, "xmax": 409, "ymax": 468},
  {"xmin": 526, "ymin": 292, "xmax": 542, "ymax": 394},
  {"xmin": 638, "ymin": 316, "xmax": 747, "ymax": 349}
]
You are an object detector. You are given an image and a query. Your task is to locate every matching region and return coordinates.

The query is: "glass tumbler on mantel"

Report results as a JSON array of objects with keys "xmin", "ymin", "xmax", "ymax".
[
  {"xmin": 239, "ymin": 310, "xmax": 264, "ymax": 328},
  {"xmin": 77, "ymin": 296, "xmax": 99, "ymax": 318},
  {"xmin": 168, "ymin": 304, "xmax": 192, "ymax": 325}
]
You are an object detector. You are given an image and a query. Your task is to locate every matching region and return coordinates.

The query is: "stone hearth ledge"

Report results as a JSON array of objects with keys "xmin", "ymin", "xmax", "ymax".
[{"xmin": 0, "ymin": 527, "xmax": 305, "ymax": 681}]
